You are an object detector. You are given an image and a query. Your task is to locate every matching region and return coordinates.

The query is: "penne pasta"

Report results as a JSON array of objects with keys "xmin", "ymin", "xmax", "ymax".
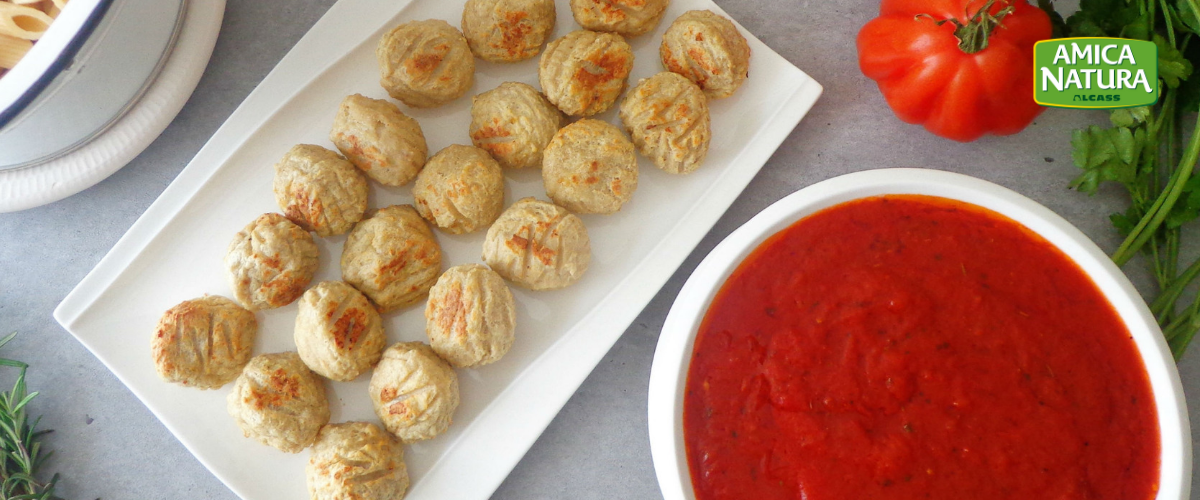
[
  {"xmin": 42, "ymin": 0, "xmax": 60, "ymax": 19},
  {"xmin": 0, "ymin": 33, "xmax": 32, "ymax": 70},
  {"xmin": 0, "ymin": 2, "xmax": 54, "ymax": 40},
  {"xmin": 0, "ymin": 0, "xmax": 64, "ymax": 77}
]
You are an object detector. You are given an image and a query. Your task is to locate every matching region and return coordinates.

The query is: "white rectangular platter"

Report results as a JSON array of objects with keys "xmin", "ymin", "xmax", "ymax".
[{"xmin": 53, "ymin": 0, "xmax": 822, "ymax": 497}]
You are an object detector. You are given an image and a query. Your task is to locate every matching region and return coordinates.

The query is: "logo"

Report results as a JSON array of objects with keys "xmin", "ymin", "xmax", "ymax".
[{"xmin": 1034, "ymin": 37, "xmax": 1158, "ymax": 109}]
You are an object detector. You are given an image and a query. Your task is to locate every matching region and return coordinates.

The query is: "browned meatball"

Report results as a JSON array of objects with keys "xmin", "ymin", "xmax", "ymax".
[
  {"xmin": 462, "ymin": 0, "xmax": 556, "ymax": 62},
  {"xmin": 539, "ymin": 30, "xmax": 634, "ymax": 116},
  {"xmin": 619, "ymin": 71, "xmax": 711, "ymax": 174},
  {"xmin": 482, "ymin": 198, "xmax": 591, "ymax": 290},
  {"xmin": 224, "ymin": 213, "xmax": 319, "ymax": 310},
  {"xmin": 341, "ymin": 205, "xmax": 443, "ymax": 312},
  {"xmin": 470, "ymin": 82, "xmax": 564, "ymax": 169},
  {"xmin": 329, "ymin": 94, "xmax": 428, "ymax": 186},
  {"xmin": 570, "ymin": 0, "xmax": 670, "ymax": 37},
  {"xmin": 542, "ymin": 119, "xmax": 638, "ymax": 214},
  {"xmin": 151, "ymin": 295, "xmax": 256, "ymax": 389},
  {"xmin": 377, "ymin": 19, "xmax": 475, "ymax": 108},
  {"xmin": 413, "ymin": 145, "xmax": 505, "ymax": 234},
  {"xmin": 660, "ymin": 10, "xmax": 751, "ymax": 99}
]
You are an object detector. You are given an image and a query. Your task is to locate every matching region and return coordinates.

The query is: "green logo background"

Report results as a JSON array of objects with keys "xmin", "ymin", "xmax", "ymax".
[{"xmin": 1034, "ymin": 38, "xmax": 1158, "ymax": 109}]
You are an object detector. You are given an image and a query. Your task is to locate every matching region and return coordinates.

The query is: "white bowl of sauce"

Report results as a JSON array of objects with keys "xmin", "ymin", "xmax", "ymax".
[{"xmin": 648, "ymin": 168, "xmax": 1190, "ymax": 500}]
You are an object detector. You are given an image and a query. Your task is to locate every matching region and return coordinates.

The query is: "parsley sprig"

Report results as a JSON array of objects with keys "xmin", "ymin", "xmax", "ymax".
[
  {"xmin": 0, "ymin": 333, "xmax": 58, "ymax": 500},
  {"xmin": 1045, "ymin": 0, "xmax": 1200, "ymax": 359}
]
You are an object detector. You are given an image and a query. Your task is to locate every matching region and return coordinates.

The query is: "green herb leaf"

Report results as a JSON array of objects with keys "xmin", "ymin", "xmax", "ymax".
[
  {"xmin": 1179, "ymin": 42, "xmax": 1200, "ymax": 112},
  {"xmin": 1111, "ymin": 207, "xmax": 1140, "ymax": 237},
  {"xmin": 1115, "ymin": 126, "xmax": 1140, "ymax": 165},
  {"xmin": 1070, "ymin": 125, "xmax": 1145, "ymax": 194},
  {"xmin": 1111, "ymin": 106, "xmax": 1152, "ymax": 127},
  {"xmin": 0, "ymin": 332, "xmax": 19, "ymax": 351},
  {"xmin": 1167, "ymin": 175, "xmax": 1200, "ymax": 227},
  {"xmin": 1068, "ymin": 17, "xmax": 1108, "ymax": 37},
  {"xmin": 1166, "ymin": 204, "xmax": 1198, "ymax": 228},
  {"xmin": 1122, "ymin": 10, "xmax": 1152, "ymax": 40},
  {"xmin": 1177, "ymin": 0, "xmax": 1200, "ymax": 34},
  {"xmin": 1071, "ymin": 129, "xmax": 1104, "ymax": 194},
  {"xmin": 1157, "ymin": 34, "xmax": 1195, "ymax": 88},
  {"xmin": 1037, "ymin": 0, "xmax": 1069, "ymax": 38},
  {"xmin": 1067, "ymin": 0, "xmax": 1142, "ymax": 36}
]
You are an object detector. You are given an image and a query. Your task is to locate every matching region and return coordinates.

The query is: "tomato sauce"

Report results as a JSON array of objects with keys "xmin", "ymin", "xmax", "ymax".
[{"xmin": 684, "ymin": 195, "xmax": 1160, "ymax": 500}]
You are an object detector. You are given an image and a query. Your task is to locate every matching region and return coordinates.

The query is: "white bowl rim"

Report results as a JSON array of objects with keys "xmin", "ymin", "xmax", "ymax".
[
  {"xmin": 646, "ymin": 167, "xmax": 1192, "ymax": 500},
  {"xmin": 0, "ymin": 0, "xmax": 107, "ymax": 125}
]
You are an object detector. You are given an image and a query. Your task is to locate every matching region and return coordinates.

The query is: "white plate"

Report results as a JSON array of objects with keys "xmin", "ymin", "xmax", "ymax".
[
  {"xmin": 646, "ymin": 168, "xmax": 1191, "ymax": 500},
  {"xmin": 0, "ymin": 0, "xmax": 224, "ymax": 213},
  {"xmin": 53, "ymin": 0, "xmax": 822, "ymax": 497}
]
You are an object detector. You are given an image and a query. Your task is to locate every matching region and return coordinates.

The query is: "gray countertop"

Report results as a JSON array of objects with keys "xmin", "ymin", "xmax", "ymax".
[{"xmin": 2, "ymin": 0, "xmax": 1196, "ymax": 498}]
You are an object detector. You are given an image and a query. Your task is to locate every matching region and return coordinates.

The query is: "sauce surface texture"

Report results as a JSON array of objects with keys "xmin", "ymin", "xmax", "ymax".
[{"xmin": 684, "ymin": 195, "xmax": 1160, "ymax": 500}]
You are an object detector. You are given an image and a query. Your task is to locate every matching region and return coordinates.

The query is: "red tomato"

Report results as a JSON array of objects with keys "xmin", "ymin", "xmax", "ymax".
[{"xmin": 857, "ymin": 0, "xmax": 1051, "ymax": 142}]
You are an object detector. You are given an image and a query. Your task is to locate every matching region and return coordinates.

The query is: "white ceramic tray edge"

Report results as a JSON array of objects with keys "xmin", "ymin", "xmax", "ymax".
[
  {"xmin": 647, "ymin": 168, "xmax": 1191, "ymax": 500},
  {"xmin": 55, "ymin": 0, "xmax": 826, "ymax": 495}
]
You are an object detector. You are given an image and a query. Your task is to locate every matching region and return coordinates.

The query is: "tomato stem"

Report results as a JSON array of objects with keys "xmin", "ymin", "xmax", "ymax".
[{"xmin": 916, "ymin": 0, "xmax": 1015, "ymax": 54}]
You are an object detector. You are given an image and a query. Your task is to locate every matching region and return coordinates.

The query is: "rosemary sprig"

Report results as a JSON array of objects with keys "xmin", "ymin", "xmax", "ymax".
[{"xmin": 0, "ymin": 333, "xmax": 57, "ymax": 500}]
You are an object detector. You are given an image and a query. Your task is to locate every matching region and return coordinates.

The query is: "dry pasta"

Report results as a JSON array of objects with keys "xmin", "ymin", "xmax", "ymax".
[
  {"xmin": 0, "ymin": 33, "xmax": 30, "ymax": 69},
  {"xmin": 0, "ymin": 0, "xmax": 62, "ymax": 76},
  {"xmin": 0, "ymin": 2, "xmax": 54, "ymax": 40}
]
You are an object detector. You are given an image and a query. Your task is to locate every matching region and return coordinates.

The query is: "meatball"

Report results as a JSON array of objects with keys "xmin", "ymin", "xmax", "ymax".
[
  {"xmin": 224, "ymin": 213, "xmax": 319, "ymax": 310},
  {"xmin": 570, "ymin": 0, "xmax": 670, "ymax": 37},
  {"xmin": 542, "ymin": 118, "xmax": 638, "ymax": 214},
  {"xmin": 341, "ymin": 205, "xmax": 443, "ymax": 312},
  {"xmin": 619, "ymin": 71, "xmax": 710, "ymax": 174},
  {"xmin": 227, "ymin": 352, "xmax": 330, "ymax": 453},
  {"xmin": 369, "ymin": 342, "xmax": 459, "ymax": 443},
  {"xmin": 461, "ymin": 0, "xmax": 556, "ymax": 63},
  {"xmin": 469, "ymin": 82, "xmax": 563, "ymax": 170},
  {"xmin": 273, "ymin": 144, "xmax": 369, "ymax": 237},
  {"xmin": 482, "ymin": 197, "xmax": 590, "ymax": 290},
  {"xmin": 377, "ymin": 19, "xmax": 475, "ymax": 108},
  {"xmin": 307, "ymin": 422, "xmax": 409, "ymax": 500},
  {"xmin": 412, "ymin": 145, "xmax": 505, "ymax": 234},
  {"xmin": 329, "ymin": 94, "xmax": 429, "ymax": 187},
  {"xmin": 425, "ymin": 264, "xmax": 516, "ymax": 368},
  {"xmin": 538, "ymin": 30, "xmax": 634, "ymax": 116},
  {"xmin": 660, "ymin": 10, "xmax": 751, "ymax": 99},
  {"xmin": 151, "ymin": 295, "xmax": 256, "ymax": 389},
  {"xmin": 294, "ymin": 281, "xmax": 387, "ymax": 382}
]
